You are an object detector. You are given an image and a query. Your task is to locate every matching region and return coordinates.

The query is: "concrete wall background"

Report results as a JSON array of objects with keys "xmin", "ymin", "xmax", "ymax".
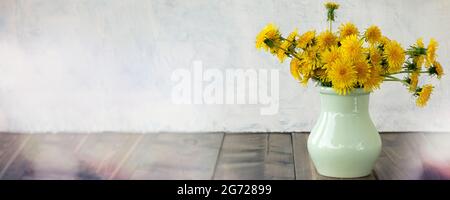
[{"xmin": 0, "ymin": 0, "xmax": 449, "ymax": 133}]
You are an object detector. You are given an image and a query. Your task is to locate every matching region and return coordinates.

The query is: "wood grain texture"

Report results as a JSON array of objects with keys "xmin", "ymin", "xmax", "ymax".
[
  {"xmin": 119, "ymin": 133, "xmax": 224, "ymax": 180},
  {"xmin": 0, "ymin": 133, "xmax": 83, "ymax": 180},
  {"xmin": 292, "ymin": 133, "xmax": 313, "ymax": 179},
  {"xmin": 75, "ymin": 133, "xmax": 143, "ymax": 180},
  {"xmin": 292, "ymin": 133, "xmax": 376, "ymax": 180},
  {"xmin": 374, "ymin": 133, "xmax": 427, "ymax": 180},
  {"xmin": 0, "ymin": 133, "xmax": 31, "ymax": 179},
  {"xmin": 0, "ymin": 132, "xmax": 448, "ymax": 180},
  {"xmin": 214, "ymin": 133, "xmax": 295, "ymax": 180}
]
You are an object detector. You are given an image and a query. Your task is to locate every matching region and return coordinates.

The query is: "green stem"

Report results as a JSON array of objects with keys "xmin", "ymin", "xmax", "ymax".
[
  {"xmin": 287, "ymin": 49, "xmax": 301, "ymax": 60},
  {"xmin": 267, "ymin": 38, "xmax": 302, "ymax": 60},
  {"xmin": 387, "ymin": 70, "xmax": 428, "ymax": 75},
  {"xmin": 282, "ymin": 37, "xmax": 296, "ymax": 45},
  {"xmin": 329, "ymin": 20, "xmax": 332, "ymax": 32},
  {"xmin": 386, "ymin": 75, "xmax": 401, "ymax": 81},
  {"xmin": 383, "ymin": 75, "xmax": 408, "ymax": 84},
  {"xmin": 277, "ymin": 45, "xmax": 301, "ymax": 60},
  {"xmin": 382, "ymin": 75, "xmax": 400, "ymax": 79}
]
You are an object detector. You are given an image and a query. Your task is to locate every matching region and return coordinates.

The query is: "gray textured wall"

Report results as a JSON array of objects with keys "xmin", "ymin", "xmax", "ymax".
[{"xmin": 0, "ymin": 0, "xmax": 449, "ymax": 132}]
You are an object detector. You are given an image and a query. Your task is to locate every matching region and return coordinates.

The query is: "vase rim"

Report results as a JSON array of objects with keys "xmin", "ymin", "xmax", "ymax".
[{"xmin": 320, "ymin": 87, "xmax": 370, "ymax": 96}]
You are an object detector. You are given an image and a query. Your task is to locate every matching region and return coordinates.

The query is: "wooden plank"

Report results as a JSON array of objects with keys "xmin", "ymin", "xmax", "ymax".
[
  {"xmin": 292, "ymin": 133, "xmax": 313, "ymax": 179},
  {"xmin": 292, "ymin": 133, "xmax": 376, "ymax": 180},
  {"xmin": 0, "ymin": 133, "xmax": 31, "ymax": 179},
  {"xmin": 214, "ymin": 133, "xmax": 295, "ymax": 180},
  {"xmin": 0, "ymin": 132, "xmax": 442, "ymax": 180},
  {"xmin": 118, "ymin": 133, "xmax": 223, "ymax": 180},
  {"xmin": 0, "ymin": 133, "xmax": 83, "ymax": 180},
  {"xmin": 292, "ymin": 133, "xmax": 315, "ymax": 180},
  {"xmin": 374, "ymin": 133, "xmax": 427, "ymax": 180},
  {"xmin": 75, "ymin": 133, "xmax": 143, "ymax": 180}
]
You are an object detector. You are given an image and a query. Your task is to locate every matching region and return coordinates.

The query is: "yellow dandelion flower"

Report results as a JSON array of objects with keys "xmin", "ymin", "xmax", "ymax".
[
  {"xmin": 276, "ymin": 30, "xmax": 299, "ymax": 62},
  {"xmin": 290, "ymin": 58, "xmax": 301, "ymax": 81},
  {"xmin": 341, "ymin": 35, "xmax": 363, "ymax": 59},
  {"xmin": 256, "ymin": 29, "xmax": 268, "ymax": 50},
  {"xmin": 417, "ymin": 38, "xmax": 425, "ymax": 48},
  {"xmin": 317, "ymin": 31, "xmax": 337, "ymax": 50},
  {"xmin": 384, "ymin": 40, "xmax": 405, "ymax": 73},
  {"xmin": 363, "ymin": 65, "xmax": 383, "ymax": 92},
  {"xmin": 416, "ymin": 84, "xmax": 433, "ymax": 107},
  {"xmin": 297, "ymin": 30, "xmax": 315, "ymax": 49},
  {"xmin": 277, "ymin": 41, "xmax": 290, "ymax": 63},
  {"xmin": 413, "ymin": 57, "xmax": 424, "ymax": 71},
  {"xmin": 286, "ymin": 29, "xmax": 298, "ymax": 42},
  {"xmin": 298, "ymin": 31, "xmax": 315, "ymax": 49},
  {"xmin": 369, "ymin": 46, "xmax": 382, "ymax": 66},
  {"xmin": 256, "ymin": 23, "xmax": 280, "ymax": 51},
  {"xmin": 298, "ymin": 60, "xmax": 313, "ymax": 76},
  {"xmin": 314, "ymin": 68, "xmax": 330, "ymax": 82},
  {"xmin": 379, "ymin": 36, "xmax": 390, "ymax": 46},
  {"xmin": 321, "ymin": 46, "xmax": 341, "ymax": 66},
  {"xmin": 290, "ymin": 58, "xmax": 312, "ymax": 85},
  {"xmin": 426, "ymin": 38, "xmax": 438, "ymax": 67},
  {"xmin": 299, "ymin": 72, "xmax": 312, "ymax": 85},
  {"xmin": 408, "ymin": 72, "xmax": 419, "ymax": 92},
  {"xmin": 328, "ymin": 57, "xmax": 357, "ymax": 95},
  {"xmin": 415, "ymin": 38, "xmax": 425, "ymax": 69},
  {"xmin": 299, "ymin": 61, "xmax": 314, "ymax": 85},
  {"xmin": 354, "ymin": 59, "xmax": 371, "ymax": 85},
  {"xmin": 300, "ymin": 46, "xmax": 320, "ymax": 70},
  {"xmin": 325, "ymin": 2, "xmax": 340, "ymax": 10},
  {"xmin": 292, "ymin": 48, "xmax": 319, "ymax": 85},
  {"xmin": 432, "ymin": 61, "xmax": 444, "ymax": 79},
  {"xmin": 365, "ymin": 26, "xmax": 382, "ymax": 44},
  {"xmin": 339, "ymin": 22, "xmax": 359, "ymax": 39}
]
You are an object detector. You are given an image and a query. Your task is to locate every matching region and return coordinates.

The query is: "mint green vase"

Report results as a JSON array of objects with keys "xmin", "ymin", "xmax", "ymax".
[{"xmin": 307, "ymin": 87, "xmax": 382, "ymax": 178}]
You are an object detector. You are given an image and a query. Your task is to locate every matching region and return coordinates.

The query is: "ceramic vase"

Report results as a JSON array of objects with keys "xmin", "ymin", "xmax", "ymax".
[{"xmin": 307, "ymin": 87, "xmax": 382, "ymax": 178}]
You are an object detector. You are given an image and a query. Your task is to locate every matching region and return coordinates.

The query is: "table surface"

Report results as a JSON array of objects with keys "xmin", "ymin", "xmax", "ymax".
[{"xmin": 0, "ymin": 132, "xmax": 448, "ymax": 180}]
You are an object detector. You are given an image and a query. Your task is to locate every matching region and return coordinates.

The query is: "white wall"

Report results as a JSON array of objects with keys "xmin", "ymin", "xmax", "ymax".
[{"xmin": 0, "ymin": 0, "xmax": 449, "ymax": 133}]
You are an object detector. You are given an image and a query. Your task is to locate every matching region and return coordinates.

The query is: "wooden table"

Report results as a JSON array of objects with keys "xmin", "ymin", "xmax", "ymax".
[{"xmin": 0, "ymin": 132, "xmax": 448, "ymax": 180}]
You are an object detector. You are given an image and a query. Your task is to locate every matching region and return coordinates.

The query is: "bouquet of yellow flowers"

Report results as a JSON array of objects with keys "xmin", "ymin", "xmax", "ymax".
[{"xmin": 256, "ymin": 2, "xmax": 444, "ymax": 107}]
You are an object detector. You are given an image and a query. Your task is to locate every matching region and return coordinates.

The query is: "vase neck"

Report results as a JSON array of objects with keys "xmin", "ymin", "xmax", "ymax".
[{"xmin": 319, "ymin": 91, "xmax": 370, "ymax": 114}]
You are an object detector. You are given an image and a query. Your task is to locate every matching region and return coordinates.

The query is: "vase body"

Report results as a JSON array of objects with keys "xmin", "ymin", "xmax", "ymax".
[{"xmin": 307, "ymin": 87, "xmax": 381, "ymax": 178}]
